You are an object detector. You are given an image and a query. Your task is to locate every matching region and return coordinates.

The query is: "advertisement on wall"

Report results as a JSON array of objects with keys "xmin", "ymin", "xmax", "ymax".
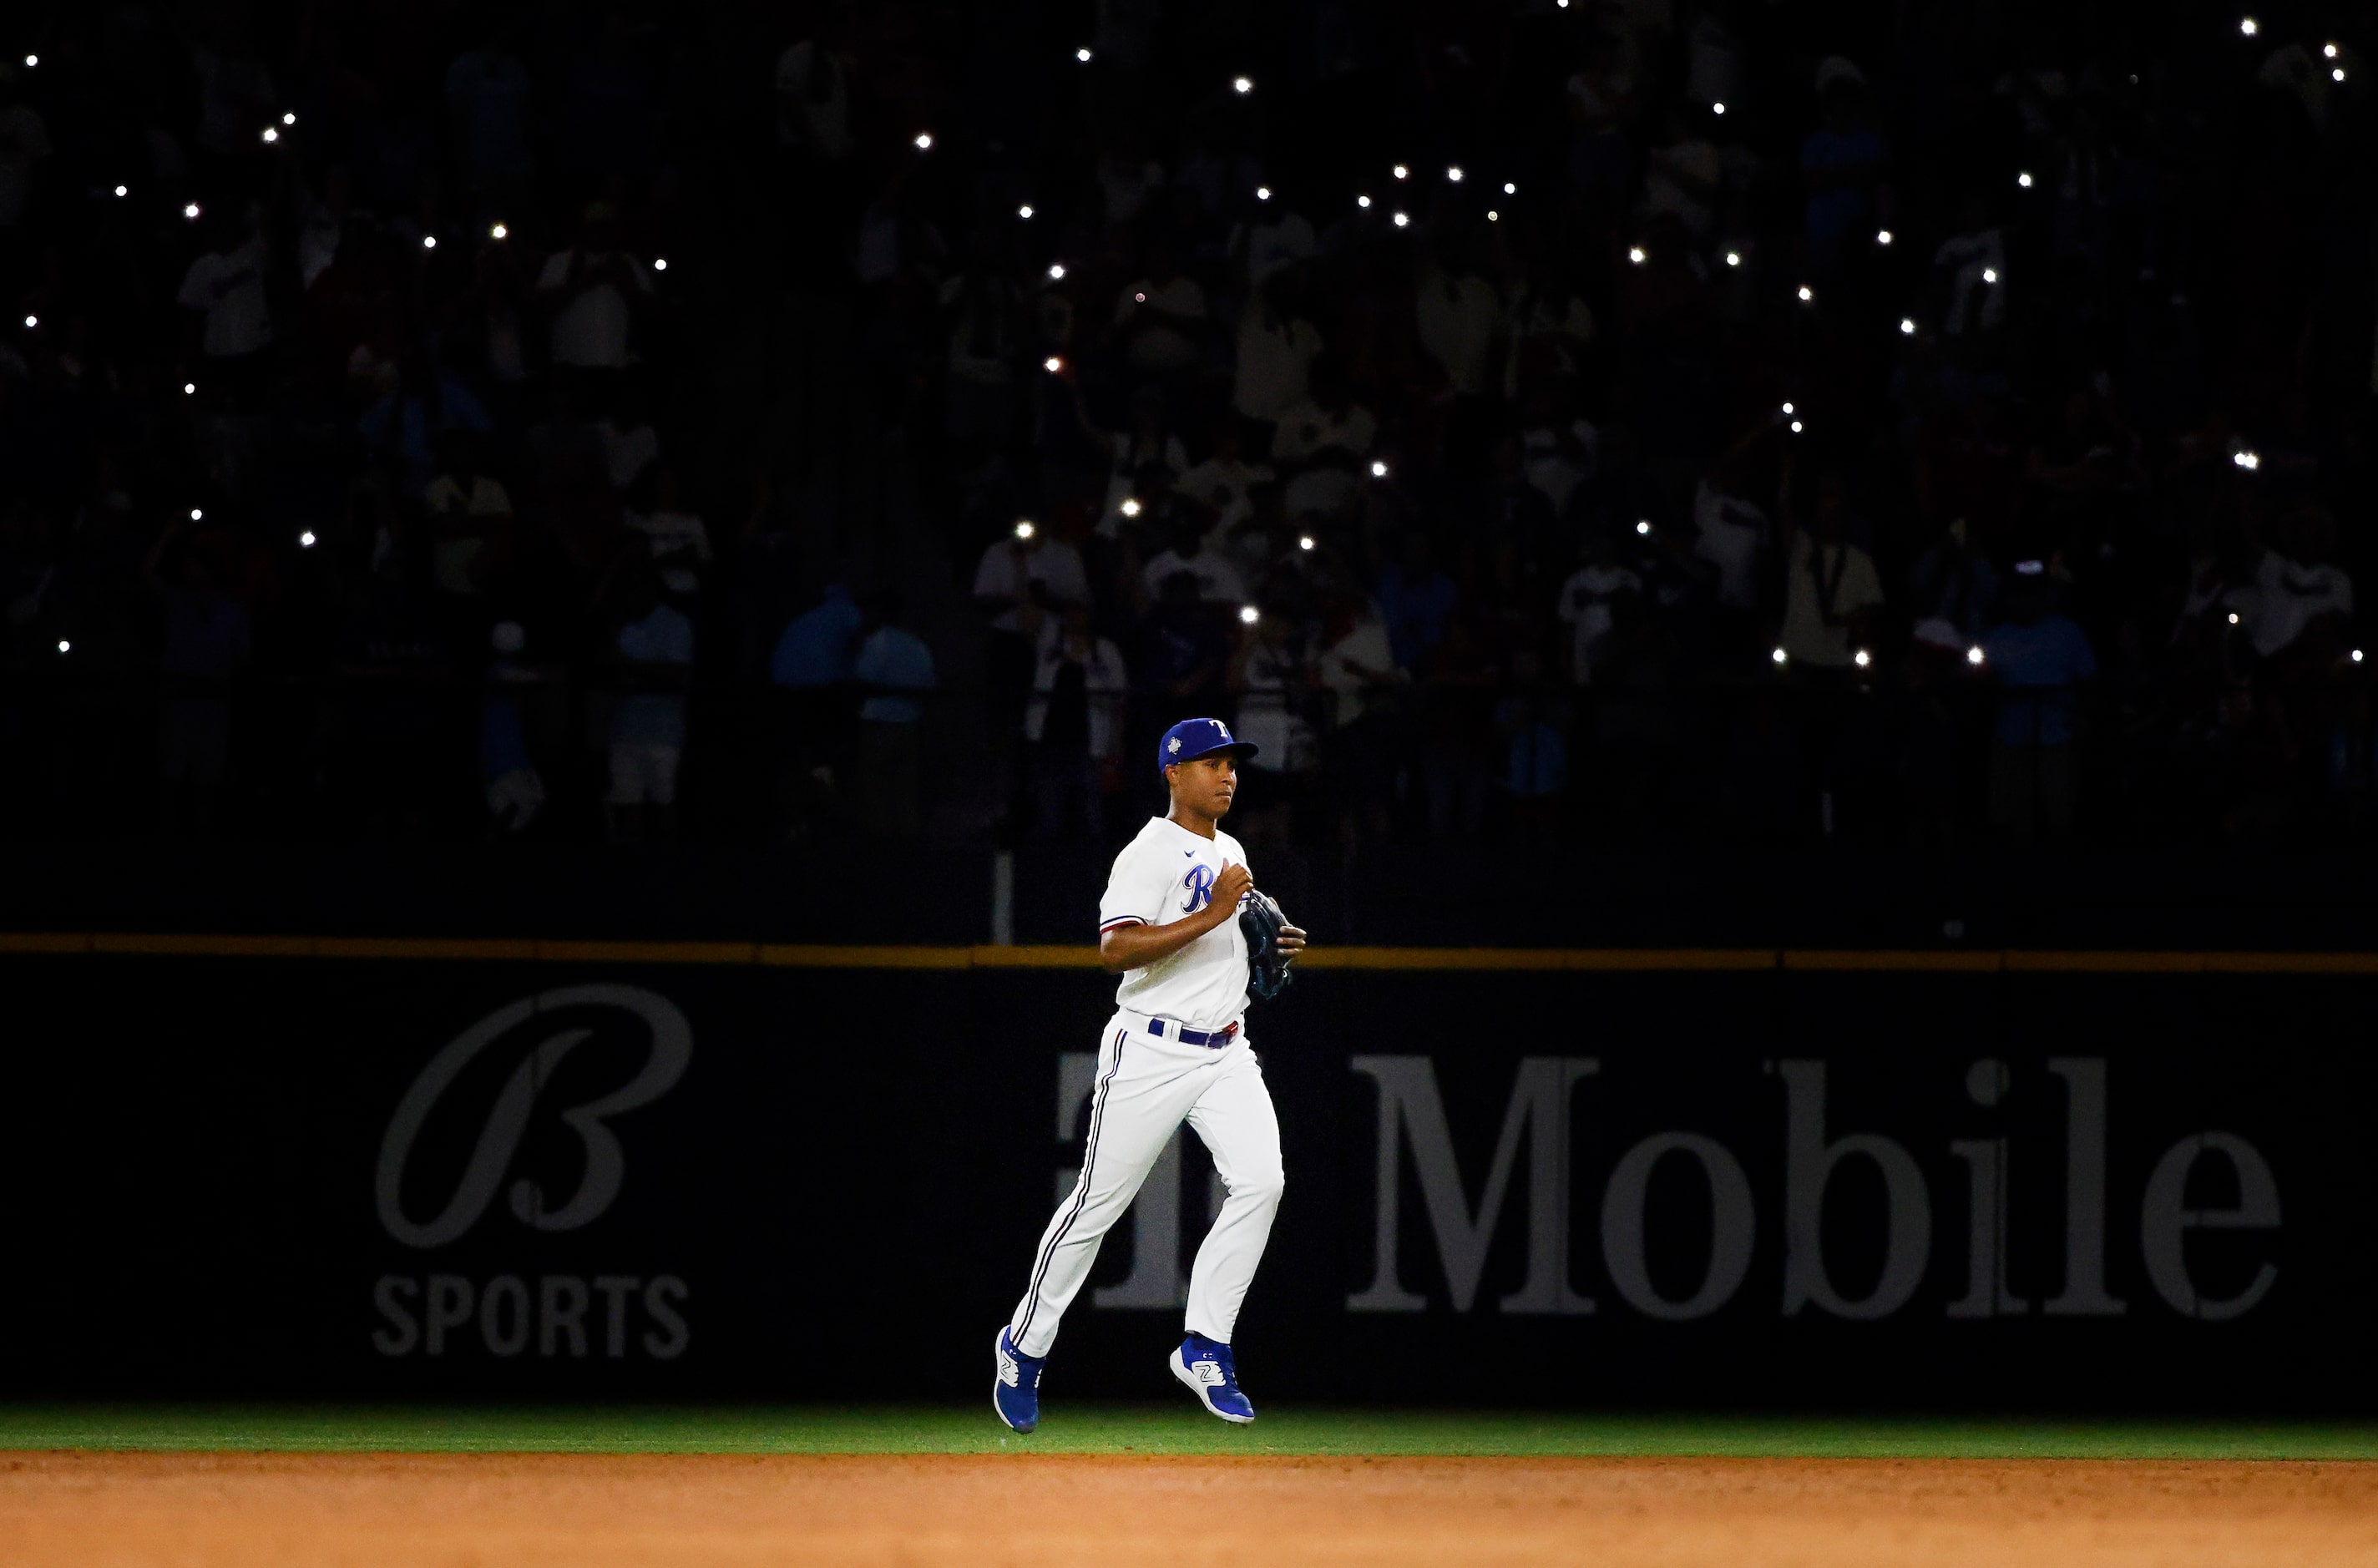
[{"xmin": 2, "ymin": 954, "xmax": 2369, "ymax": 1409}]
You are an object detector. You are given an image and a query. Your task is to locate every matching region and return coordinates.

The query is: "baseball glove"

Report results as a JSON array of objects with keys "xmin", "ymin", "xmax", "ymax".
[{"xmin": 1237, "ymin": 888, "xmax": 1297, "ymax": 1000}]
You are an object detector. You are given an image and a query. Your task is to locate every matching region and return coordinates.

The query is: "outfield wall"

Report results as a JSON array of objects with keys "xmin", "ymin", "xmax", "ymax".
[{"xmin": 2, "ymin": 942, "xmax": 2369, "ymax": 1410}]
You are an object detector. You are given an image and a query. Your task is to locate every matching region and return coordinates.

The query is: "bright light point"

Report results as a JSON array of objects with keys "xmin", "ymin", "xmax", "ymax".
[
  {"xmin": 22, "ymin": 315, "xmax": 33, "ymax": 328},
  {"xmin": 1076, "ymin": 47, "xmax": 1092, "ymax": 62},
  {"xmin": 1392, "ymin": 211, "xmax": 1409, "ymax": 227},
  {"xmin": 1789, "ymin": 420, "xmax": 1804, "ymax": 432},
  {"xmin": 2355, "ymin": 649, "xmax": 2366, "ymax": 663},
  {"xmin": 1370, "ymin": 460, "xmax": 1389, "ymax": 478},
  {"xmin": 299, "ymin": 530, "xmax": 317, "ymax": 548},
  {"xmin": 283, "ymin": 112, "xmax": 297, "ymax": 125},
  {"xmin": 2335, "ymin": 67, "xmax": 2347, "ymax": 81},
  {"xmin": 1797, "ymin": 285, "xmax": 1814, "ymax": 301},
  {"xmin": 23, "ymin": 55, "xmax": 35, "ymax": 68},
  {"xmin": 490, "ymin": 222, "xmax": 508, "ymax": 240},
  {"xmin": 652, "ymin": 257, "xmax": 667, "ymax": 271},
  {"xmin": 1232, "ymin": 75, "xmax": 1253, "ymax": 94},
  {"xmin": 183, "ymin": 202, "xmax": 200, "ymax": 220},
  {"xmin": 190, "ymin": 508, "xmax": 204, "ymax": 521},
  {"xmin": 422, "ymin": 234, "xmax": 436, "ymax": 249},
  {"xmin": 1357, "ymin": 195, "xmax": 1372, "ymax": 209},
  {"xmin": 1043, "ymin": 356, "xmax": 1063, "ymax": 372},
  {"xmin": 1047, "ymin": 263, "xmax": 1066, "ymax": 280},
  {"xmin": 1503, "ymin": 182, "xmax": 1516, "ymax": 195},
  {"xmin": 1966, "ymin": 645, "xmax": 1986, "ymax": 666},
  {"xmin": 1627, "ymin": 245, "xmax": 1647, "ymax": 265},
  {"xmin": 2018, "ymin": 171, "xmax": 2034, "ymax": 188},
  {"xmin": 1120, "ymin": 498, "xmax": 1142, "ymax": 518},
  {"xmin": 1981, "ymin": 267, "xmax": 1997, "ymax": 283},
  {"xmin": 1013, "ymin": 519, "xmax": 1036, "ymax": 540},
  {"xmin": 1781, "ymin": 402, "xmax": 1795, "ymax": 415},
  {"xmin": 1134, "ymin": 291, "xmax": 1146, "ymax": 303},
  {"xmin": 113, "ymin": 185, "xmax": 127, "ymax": 197},
  {"xmin": 2326, "ymin": 43, "xmax": 2340, "ymax": 58},
  {"xmin": 913, "ymin": 132, "xmax": 933, "ymax": 149},
  {"xmin": 1255, "ymin": 185, "xmax": 1271, "ymax": 200},
  {"xmin": 1713, "ymin": 101, "xmax": 1726, "ymax": 114},
  {"xmin": 1854, "ymin": 648, "xmax": 1873, "ymax": 669},
  {"xmin": 1239, "ymin": 604, "xmax": 1261, "ymax": 624},
  {"xmin": 1876, "ymin": 229, "xmax": 1893, "ymax": 245},
  {"xmin": 2229, "ymin": 611, "xmax": 2242, "ymax": 625},
  {"xmin": 1393, "ymin": 164, "xmax": 1409, "ymax": 180},
  {"xmin": 2240, "ymin": 16, "xmax": 2258, "ymax": 36},
  {"xmin": 1635, "ymin": 519, "xmax": 1651, "ymax": 535},
  {"xmin": 1298, "ymin": 534, "xmax": 1315, "ymax": 551},
  {"xmin": 57, "ymin": 640, "xmax": 68, "ymax": 654},
  {"xmin": 1445, "ymin": 165, "xmax": 1463, "ymax": 182},
  {"xmin": 1900, "ymin": 317, "xmax": 1917, "ymax": 335},
  {"xmin": 1725, "ymin": 250, "xmax": 1741, "ymax": 266},
  {"xmin": 1016, "ymin": 205, "xmax": 1034, "ymax": 220},
  {"xmin": 1772, "ymin": 647, "xmax": 1789, "ymax": 665},
  {"xmin": 1487, "ymin": 210, "xmax": 1499, "ymax": 221},
  {"xmin": 261, "ymin": 128, "xmax": 277, "ymax": 144},
  {"xmin": 2234, "ymin": 449, "xmax": 2261, "ymax": 471},
  {"xmin": 182, "ymin": 382, "xmax": 195, "ymax": 395}
]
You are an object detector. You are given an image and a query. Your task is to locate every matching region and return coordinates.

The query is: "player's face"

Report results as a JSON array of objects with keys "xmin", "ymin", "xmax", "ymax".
[{"xmin": 1169, "ymin": 755, "xmax": 1237, "ymax": 817}]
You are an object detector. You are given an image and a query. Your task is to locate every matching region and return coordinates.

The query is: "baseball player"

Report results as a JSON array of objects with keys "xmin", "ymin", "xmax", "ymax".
[{"xmin": 994, "ymin": 716, "xmax": 1306, "ymax": 1430}]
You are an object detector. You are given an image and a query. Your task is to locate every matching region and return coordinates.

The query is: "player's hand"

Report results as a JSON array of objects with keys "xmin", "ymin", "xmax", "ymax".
[
  {"xmin": 1211, "ymin": 862, "xmax": 1253, "ymax": 919},
  {"xmin": 1276, "ymin": 923, "xmax": 1306, "ymax": 961}
]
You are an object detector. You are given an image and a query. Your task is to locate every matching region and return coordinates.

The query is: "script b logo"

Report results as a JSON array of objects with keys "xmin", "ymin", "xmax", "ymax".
[{"xmin": 375, "ymin": 984, "xmax": 691, "ymax": 1249}]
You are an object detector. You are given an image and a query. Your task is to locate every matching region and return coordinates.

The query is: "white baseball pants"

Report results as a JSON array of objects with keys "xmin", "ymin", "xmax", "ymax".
[{"xmin": 1009, "ymin": 1010, "xmax": 1284, "ymax": 1358}]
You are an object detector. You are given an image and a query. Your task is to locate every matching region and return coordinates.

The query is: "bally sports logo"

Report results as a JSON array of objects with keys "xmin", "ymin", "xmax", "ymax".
[{"xmin": 370, "ymin": 984, "xmax": 693, "ymax": 1362}]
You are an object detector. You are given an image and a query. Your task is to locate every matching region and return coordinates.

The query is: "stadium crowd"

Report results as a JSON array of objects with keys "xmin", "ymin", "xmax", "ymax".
[{"xmin": 3, "ymin": 2, "xmax": 2375, "ymax": 851}]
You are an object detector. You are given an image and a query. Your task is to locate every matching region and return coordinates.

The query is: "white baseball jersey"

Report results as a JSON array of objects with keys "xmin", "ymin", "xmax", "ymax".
[{"xmin": 1097, "ymin": 816, "xmax": 1251, "ymax": 1031}]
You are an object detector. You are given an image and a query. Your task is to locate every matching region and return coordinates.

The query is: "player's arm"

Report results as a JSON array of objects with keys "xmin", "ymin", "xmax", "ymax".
[{"xmin": 1100, "ymin": 863, "xmax": 1251, "ymax": 973}]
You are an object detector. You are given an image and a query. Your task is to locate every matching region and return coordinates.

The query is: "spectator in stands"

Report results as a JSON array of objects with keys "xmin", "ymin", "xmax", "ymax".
[
  {"xmin": 1227, "ymin": 599, "xmax": 1319, "ymax": 844},
  {"xmin": 627, "ymin": 466, "xmax": 711, "ymax": 571},
  {"xmin": 1025, "ymin": 604, "xmax": 1129, "ymax": 839},
  {"xmin": 423, "ymin": 430, "xmax": 510, "ymax": 641},
  {"xmin": 852, "ymin": 591, "xmax": 937, "ymax": 838},
  {"xmin": 608, "ymin": 564, "xmax": 694, "ymax": 843},
  {"xmin": 2229, "ymin": 507, "xmax": 2354, "ymax": 665},
  {"xmin": 538, "ymin": 202, "xmax": 652, "ymax": 375},
  {"xmin": 1271, "ymin": 359, "xmax": 1378, "ymax": 525},
  {"xmin": 1556, "ymin": 529, "xmax": 1643, "ymax": 686},
  {"xmin": 1086, "ymin": 385, "xmax": 1191, "ymax": 537},
  {"xmin": 1778, "ymin": 472, "xmax": 1885, "ymax": 670},
  {"xmin": 1232, "ymin": 271, "xmax": 1323, "ymax": 439},
  {"xmin": 0, "ymin": 63, "xmax": 49, "ymax": 232},
  {"xmin": 1800, "ymin": 58, "xmax": 1885, "ymax": 278},
  {"xmin": 1907, "ymin": 516, "xmax": 2000, "ymax": 645},
  {"xmin": 1113, "ymin": 241, "xmax": 1209, "ymax": 384},
  {"xmin": 1378, "ymin": 532, "xmax": 1458, "ymax": 673},
  {"xmin": 1979, "ymin": 569, "xmax": 2098, "ymax": 842},
  {"xmin": 481, "ymin": 620, "xmax": 547, "ymax": 836},
  {"xmin": 769, "ymin": 582, "xmax": 863, "ymax": 841},
  {"xmin": 1141, "ymin": 511, "xmax": 1249, "ymax": 609},
  {"xmin": 177, "ymin": 201, "xmax": 275, "ymax": 400}
]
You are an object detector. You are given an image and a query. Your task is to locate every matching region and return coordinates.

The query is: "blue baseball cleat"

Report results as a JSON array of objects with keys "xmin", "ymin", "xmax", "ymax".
[
  {"xmin": 1170, "ymin": 1332, "xmax": 1255, "ymax": 1423},
  {"xmin": 994, "ymin": 1327, "xmax": 1045, "ymax": 1433}
]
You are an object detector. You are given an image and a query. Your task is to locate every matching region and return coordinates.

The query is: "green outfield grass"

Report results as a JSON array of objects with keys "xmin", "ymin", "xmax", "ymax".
[{"xmin": 1, "ymin": 1407, "xmax": 2375, "ymax": 1460}]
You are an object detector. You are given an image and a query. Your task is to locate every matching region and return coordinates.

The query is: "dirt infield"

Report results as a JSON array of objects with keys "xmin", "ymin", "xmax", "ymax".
[{"xmin": 5, "ymin": 1451, "xmax": 2375, "ymax": 1565}]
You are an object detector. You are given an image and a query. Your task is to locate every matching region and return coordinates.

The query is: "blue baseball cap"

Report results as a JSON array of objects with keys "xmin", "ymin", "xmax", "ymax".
[{"xmin": 1158, "ymin": 716, "xmax": 1258, "ymax": 775}]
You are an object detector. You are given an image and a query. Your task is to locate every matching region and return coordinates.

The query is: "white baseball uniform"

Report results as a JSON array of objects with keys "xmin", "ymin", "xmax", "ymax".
[{"xmin": 1008, "ymin": 814, "xmax": 1285, "ymax": 1358}]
